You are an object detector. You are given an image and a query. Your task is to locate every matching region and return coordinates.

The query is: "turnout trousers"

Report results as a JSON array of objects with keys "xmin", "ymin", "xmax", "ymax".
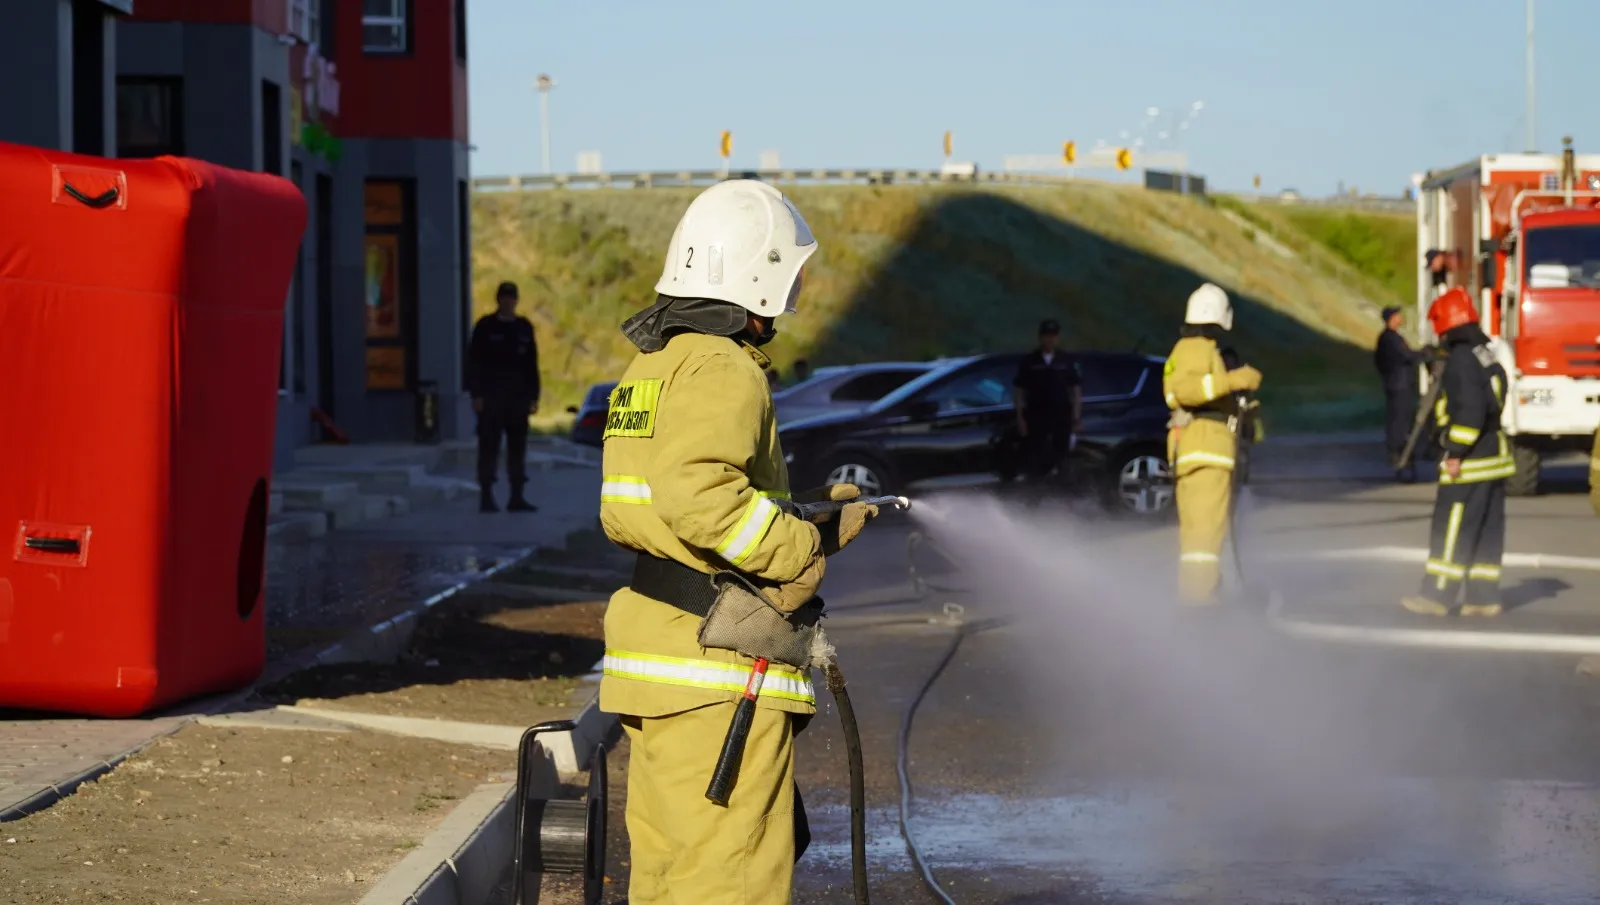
[
  {"xmin": 1169, "ymin": 419, "xmax": 1236, "ymax": 603},
  {"xmin": 476, "ymin": 396, "xmax": 530, "ymax": 489},
  {"xmin": 622, "ymin": 704, "xmax": 801, "ymax": 905},
  {"xmin": 1590, "ymin": 428, "xmax": 1600, "ymax": 518},
  {"xmin": 1419, "ymin": 478, "xmax": 1506, "ymax": 607}
]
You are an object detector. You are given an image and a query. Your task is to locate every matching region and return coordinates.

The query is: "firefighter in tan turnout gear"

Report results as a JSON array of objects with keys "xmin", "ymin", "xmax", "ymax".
[
  {"xmin": 598, "ymin": 179, "xmax": 879, "ymax": 904},
  {"xmin": 1163, "ymin": 283, "xmax": 1263, "ymax": 603}
]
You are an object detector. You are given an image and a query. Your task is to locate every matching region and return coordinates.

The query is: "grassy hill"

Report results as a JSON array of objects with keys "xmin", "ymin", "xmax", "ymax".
[{"xmin": 472, "ymin": 183, "xmax": 1416, "ymax": 433}]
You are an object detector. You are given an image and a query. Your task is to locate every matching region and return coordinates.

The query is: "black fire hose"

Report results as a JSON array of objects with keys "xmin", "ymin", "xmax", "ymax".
[
  {"xmin": 823, "ymin": 658, "xmax": 870, "ymax": 905},
  {"xmin": 897, "ymin": 613, "xmax": 1014, "ymax": 905}
]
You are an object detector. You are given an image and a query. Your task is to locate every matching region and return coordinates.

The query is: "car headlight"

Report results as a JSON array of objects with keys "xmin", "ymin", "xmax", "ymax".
[{"xmin": 1518, "ymin": 389, "xmax": 1554, "ymax": 406}]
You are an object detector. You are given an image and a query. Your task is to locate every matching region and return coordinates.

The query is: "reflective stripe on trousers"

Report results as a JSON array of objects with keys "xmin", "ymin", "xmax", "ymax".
[{"xmin": 603, "ymin": 650, "xmax": 816, "ymax": 705}]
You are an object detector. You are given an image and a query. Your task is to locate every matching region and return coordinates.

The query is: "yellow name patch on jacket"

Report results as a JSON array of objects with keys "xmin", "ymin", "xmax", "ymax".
[{"xmin": 604, "ymin": 379, "xmax": 664, "ymax": 439}]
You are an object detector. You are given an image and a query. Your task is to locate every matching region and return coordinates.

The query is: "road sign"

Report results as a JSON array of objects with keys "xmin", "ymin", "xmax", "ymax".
[
  {"xmin": 1063, "ymin": 141, "xmax": 1076, "ymax": 165},
  {"xmin": 943, "ymin": 131, "xmax": 952, "ymax": 158},
  {"xmin": 1115, "ymin": 148, "xmax": 1132, "ymax": 171},
  {"xmin": 719, "ymin": 130, "xmax": 731, "ymax": 158}
]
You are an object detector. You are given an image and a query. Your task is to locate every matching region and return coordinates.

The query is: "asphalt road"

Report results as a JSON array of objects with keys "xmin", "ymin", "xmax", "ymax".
[{"xmin": 790, "ymin": 476, "xmax": 1600, "ymax": 904}]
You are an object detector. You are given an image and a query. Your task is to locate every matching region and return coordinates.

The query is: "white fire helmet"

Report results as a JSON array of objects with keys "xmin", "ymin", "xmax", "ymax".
[
  {"xmin": 654, "ymin": 179, "xmax": 818, "ymax": 317},
  {"xmin": 1184, "ymin": 282, "xmax": 1233, "ymax": 331}
]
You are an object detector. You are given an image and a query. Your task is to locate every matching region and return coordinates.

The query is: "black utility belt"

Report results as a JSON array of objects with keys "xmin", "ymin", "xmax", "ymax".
[
  {"xmin": 1190, "ymin": 410, "xmax": 1233, "ymax": 424},
  {"xmin": 630, "ymin": 554, "xmax": 744, "ymax": 618}
]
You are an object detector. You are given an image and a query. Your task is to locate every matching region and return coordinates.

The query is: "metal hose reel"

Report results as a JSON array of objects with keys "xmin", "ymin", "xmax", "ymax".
[{"xmin": 512, "ymin": 720, "xmax": 607, "ymax": 905}]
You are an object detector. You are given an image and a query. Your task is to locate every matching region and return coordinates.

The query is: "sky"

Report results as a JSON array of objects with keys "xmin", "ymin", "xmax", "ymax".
[{"xmin": 465, "ymin": 0, "xmax": 1598, "ymax": 196}]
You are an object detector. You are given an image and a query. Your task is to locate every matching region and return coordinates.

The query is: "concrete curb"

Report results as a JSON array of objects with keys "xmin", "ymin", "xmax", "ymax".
[{"xmin": 359, "ymin": 689, "xmax": 621, "ymax": 905}]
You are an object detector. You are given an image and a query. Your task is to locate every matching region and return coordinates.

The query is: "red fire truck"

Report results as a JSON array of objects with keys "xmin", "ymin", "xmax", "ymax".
[{"xmin": 1415, "ymin": 137, "xmax": 1600, "ymax": 495}]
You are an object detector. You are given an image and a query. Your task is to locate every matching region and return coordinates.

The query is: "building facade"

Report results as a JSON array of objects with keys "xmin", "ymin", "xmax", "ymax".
[{"xmin": 0, "ymin": 0, "xmax": 474, "ymax": 467}]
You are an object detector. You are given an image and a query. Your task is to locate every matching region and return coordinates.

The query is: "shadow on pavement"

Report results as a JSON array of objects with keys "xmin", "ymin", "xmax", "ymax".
[{"xmin": 1504, "ymin": 576, "xmax": 1575, "ymax": 612}]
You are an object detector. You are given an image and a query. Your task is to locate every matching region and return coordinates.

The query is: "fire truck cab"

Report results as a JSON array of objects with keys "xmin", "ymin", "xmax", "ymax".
[{"xmin": 1415, "ymin": 137, "xmax": 1600, "ymax": 495}]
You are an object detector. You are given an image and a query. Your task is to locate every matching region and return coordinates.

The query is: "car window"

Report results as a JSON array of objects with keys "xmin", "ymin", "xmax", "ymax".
[
  {"xmin": 586, "ymin": 384, "xmax": 617, "ymax": 407},
  {"xmin": 830, "ymin": 370, "xmax": 923, "ymax": 403},
  {"xmin": 920, "ymin": 363, "xmax": 1014, "ymax": 413},
  {"xmin": 1079, "ymin": 360, "xmax": 1148, "ymax": 399}
]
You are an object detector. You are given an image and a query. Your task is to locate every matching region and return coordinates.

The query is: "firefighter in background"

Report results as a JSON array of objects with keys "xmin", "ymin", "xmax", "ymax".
[
  {"xmin": 1402, "ymin": 287, "xmax": 1512, "ymax": 617},
  {"xmin": 598, "ymin": 180, "xmax": 877, "ymax": 904},
  {"xmin": 1163, "ymin": 283, "xmax": 1263, "ymax": 604}
]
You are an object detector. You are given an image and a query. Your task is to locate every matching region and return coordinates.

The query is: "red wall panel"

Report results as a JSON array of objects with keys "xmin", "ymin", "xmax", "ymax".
[{"xmin": 334, "ymin": 0, "xmax": 468, "ymax": 141}]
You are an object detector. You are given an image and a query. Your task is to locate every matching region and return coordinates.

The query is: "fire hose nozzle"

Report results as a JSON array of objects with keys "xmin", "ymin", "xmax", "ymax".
[{"xmin": 785, "ymin": 495, "xmax": 912, "ymax": 522}]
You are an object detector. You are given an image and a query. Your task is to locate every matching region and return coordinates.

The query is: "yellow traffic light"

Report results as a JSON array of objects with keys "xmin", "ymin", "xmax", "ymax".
[
  {"xmin": 1115, "ymin": 148, "xmax": 1132, "ymax": 171},
  {"xmin": 943, "ymin": 130, "xmax": 952, "ymax": 157},
  {"xmin": 1063, "ymin": 141, "xmax": 1076, "ymax": 165},
  {"xmin": 719, "ymin": 130, "xmax": 732, "ymax": 158}
]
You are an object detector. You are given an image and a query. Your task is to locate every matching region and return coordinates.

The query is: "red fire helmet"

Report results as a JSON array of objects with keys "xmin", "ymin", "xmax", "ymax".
[{"xmin": 1427, "ymin": 286, "xmax": 1478, "ymax": 336}]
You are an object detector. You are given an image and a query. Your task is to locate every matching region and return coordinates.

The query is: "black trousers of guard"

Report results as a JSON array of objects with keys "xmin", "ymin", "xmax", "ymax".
[
  {"xmin": 1022, "ymin": 411, "xmax": 1073, "ymax": 482},
  {"xmin": 1384, "ymin": 385, "xmax": 1418, "ymax": 468},
  {"xmin": 477, "ymin": 396, "xmax": 530, "ymax": 490},
  {"xmin": 1420, "ymin": 477, "xmax": 1506, "ymax": 607}
]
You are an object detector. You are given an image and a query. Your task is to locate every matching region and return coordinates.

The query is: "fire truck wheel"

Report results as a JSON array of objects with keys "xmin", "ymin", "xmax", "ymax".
[{"xmin": 1507, "ymin": 441, "xmax": 1541, "ymax": 497}]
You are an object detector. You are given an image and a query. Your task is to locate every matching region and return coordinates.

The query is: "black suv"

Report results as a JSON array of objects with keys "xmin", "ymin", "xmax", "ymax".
[{"xmin": 779, "ymin": 351, "xmax": 1176, "ymax": 517}]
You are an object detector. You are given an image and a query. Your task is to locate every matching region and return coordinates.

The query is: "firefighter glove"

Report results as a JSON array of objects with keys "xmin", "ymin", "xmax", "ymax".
[
  {"xmin": 1226, "ymin": 365, "xmax": 1263, "ymax": 393},
  {"xmin": 821, "ymin": 501, "xmax": 879, "ymax": 556},
  {"xmin": 700, "ymin": 570, "xmax": 826, "ymax": 669}
]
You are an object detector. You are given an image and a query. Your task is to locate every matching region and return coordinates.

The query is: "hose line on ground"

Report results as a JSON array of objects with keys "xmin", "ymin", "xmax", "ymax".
[
  {"xmin": 897, "ymin": 612, "xmax": 1013, "ymax": 905},
  {"xmin": 824, "ymin": 660, "xmax": 871, "ymax": 905}
]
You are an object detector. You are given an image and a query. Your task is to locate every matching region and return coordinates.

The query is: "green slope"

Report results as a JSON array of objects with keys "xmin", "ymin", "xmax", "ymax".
[{"xmin": 473, "ymin": 184, "xmax": 1414, "ymax": 433}]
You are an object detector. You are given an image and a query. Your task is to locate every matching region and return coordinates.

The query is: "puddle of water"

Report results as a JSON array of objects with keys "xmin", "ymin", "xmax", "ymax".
[{"xmin": 805, "ymin": 778, "xmax": 1600, "ymax": 904}]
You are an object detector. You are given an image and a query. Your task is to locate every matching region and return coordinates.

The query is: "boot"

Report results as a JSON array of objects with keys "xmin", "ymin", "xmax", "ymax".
[
  {"xmin": 506, "ymin": 483, "xmax": 537, "ymax": 513},
  {"xmin": 1400, "ymin": 595, "xmax": 1450, "ymax": 616},
  {"xmin": 479, "ymin": 485, "xmax": 499, "ymax": 513}
]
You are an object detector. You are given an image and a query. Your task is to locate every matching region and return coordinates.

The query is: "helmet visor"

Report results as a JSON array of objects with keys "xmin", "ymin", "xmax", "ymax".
[
  {"xmin": 784, "ymin": 266, "xmax": 806, "ymax": 315},
  {"xmin": 784, "ymin": 197, "xmax": 816, "ymax": 247}
]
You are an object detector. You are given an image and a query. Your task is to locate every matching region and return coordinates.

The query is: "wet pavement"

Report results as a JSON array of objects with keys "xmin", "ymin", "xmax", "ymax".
[
  {"xmin": 264, "ymin": 539, "xmax": 525, "ymax": 656},
  {"xmin": 790, "ymin": 479, "xmax": 1600, "ymax": 905}
]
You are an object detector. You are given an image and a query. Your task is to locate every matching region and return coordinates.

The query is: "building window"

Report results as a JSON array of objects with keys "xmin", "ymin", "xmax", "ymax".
[
  {"xmin": 362, "ymin": 0, "xmax": 409, "ymax": 54},
  {"xmin": 117, "ymin": 77, "xmax": 184, "ymax": 158},
  {"xmin": 364, "ymin": 180, "xmax": 416, "ymax": 391},
  {"xmin": 455, "ymin": 0, "xmax": 467, "ymax": 61},
  {"xmin": 261, "ymin": 80, "xmax": 283, "ymax": 175}
]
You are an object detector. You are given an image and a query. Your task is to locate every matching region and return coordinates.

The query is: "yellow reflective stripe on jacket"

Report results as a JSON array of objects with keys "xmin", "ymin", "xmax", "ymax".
[
  {"xmin": 602, "ymin": 650, "xmax": 816, "ymax": 704},
  {"xmin": 716, "ymin": 491, "xmax": 782, "ymax": 567},
  {"xmin": 1440, "ymin": 455, "xmax": 1517, "ymax": 484},
  {"xmin": 1176, "ymin": 451, "xmax": 1235, "ymax": 470},
  {"xmin": 1446, "ymin": 424, "xmax": 1481, "ymax": 446},
  {"xmin": 601, "ymin": 474, "xmax": 652, "ymax": 504},
  {"xmin": 1180, "ymin": 551, "xmax": 1219, "ymax": 564},
  {"xmin": 1201, "ymin": 373, "xmax": 1217, "ymax": 401}
]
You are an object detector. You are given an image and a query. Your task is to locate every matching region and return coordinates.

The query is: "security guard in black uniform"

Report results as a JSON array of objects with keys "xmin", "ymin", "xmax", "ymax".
[
  {"xmin": 1403, "ymin": 287, "xmax": 1512, "ymax": 617},
  {"xmin": 1012, "ymin": 319, "xmax": 1082, "ymax": 483},
  {"xmin": 1374, "ymin": 305, "xmax": 1432, "ymax": 482},
  {"xmin": 466, "ymin": 281, "xmax": 541, "ymax": 513}
]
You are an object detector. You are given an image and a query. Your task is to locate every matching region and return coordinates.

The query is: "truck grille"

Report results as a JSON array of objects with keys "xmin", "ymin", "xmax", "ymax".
[{"xmin": 1564, "ymin": 344, "xmax": 1600, "ymax": 369}]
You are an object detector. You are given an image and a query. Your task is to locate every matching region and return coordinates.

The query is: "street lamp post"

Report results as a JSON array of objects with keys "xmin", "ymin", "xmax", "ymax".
[
  {"xmin": 1525, "ymin": 0, "xmax": 1536, "ymax": 151},
  {"xmin": 535, "ymin": 74, "xmax": 556, "ymax": 175}
]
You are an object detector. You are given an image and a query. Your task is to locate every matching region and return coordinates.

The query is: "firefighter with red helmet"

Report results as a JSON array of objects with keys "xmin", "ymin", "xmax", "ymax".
[{"xmin": 1403, "ymin": 287, "xmax": 1512, "ymax": 617}]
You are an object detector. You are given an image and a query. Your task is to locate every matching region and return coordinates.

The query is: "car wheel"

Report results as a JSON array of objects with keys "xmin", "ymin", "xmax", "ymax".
[
  {"xmin": 823, "ymin": 454, "xmax": 892, "ymax": 497},
  {"xmin": 1106, "ymin": 447, "xmax": 1174, "ymax": 517}
]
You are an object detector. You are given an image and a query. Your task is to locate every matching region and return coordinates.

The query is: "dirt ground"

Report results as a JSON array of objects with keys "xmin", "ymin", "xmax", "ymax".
[
  {"xmin": 0, "ymin": 724, "xmax": 512, "ymax": 905},
  {"xmin": 257, "ymin": 591, "xmax": 608, "ymax": 726}
]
